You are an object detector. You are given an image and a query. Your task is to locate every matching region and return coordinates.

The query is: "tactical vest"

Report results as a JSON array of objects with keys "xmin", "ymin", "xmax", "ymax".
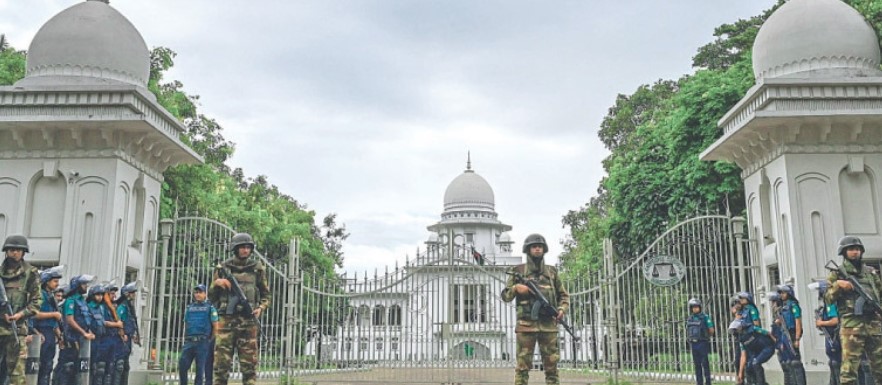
[
  {"xmin": 87, "ymin": 302, "xmax": 107, "ymax": 337},
  {"xmin": 185, "ymin": 301, "xmax": 213, "ymax": 337},
  {"xmin": 64, "ymin": 295, "xmax": 92, "ymax": 342},
  {"xmin": 216, "ymin": 259, "xmax": 264, "ymax": 315},
  {"xmin": 686, "ymin": 314, "xmax": 710, "ymax": 342},
  {"xmin": 817, "ymin": 305, "xmax": 840, "ymax": 354},
  {"xmin": 738, "ymin": 328, "xmax": 772, "ymax": 354},
  {"xmin": 119, "ymin": 301, "xmax": 138, "ymax": 337},
  {"xmin": 781, "ymin": 300, "xmax": 797, "ymax": 331},
  {"xmin": 0, "ymin": 261, "xmax": 35, "ymax": 334},
  {"xmin": 514, "ymin": 265, "xmax": 559, "ymax": 319},
  {"xmin": 833, "ymin": 264, "xmax": 881, "ymax": 322},
  {"xmin": 33, "ymin": 289, "xmax": 58, "ymax": 329}
]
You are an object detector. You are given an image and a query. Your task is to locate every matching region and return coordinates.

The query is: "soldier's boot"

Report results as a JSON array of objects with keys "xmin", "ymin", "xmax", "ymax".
[
  {"xmin": 829, "ymin": 361, "xmax": 841, "ymax": 385},
  {"xmin": 109, "ymin": 360, "xmax": 125, "ymax": 385}
]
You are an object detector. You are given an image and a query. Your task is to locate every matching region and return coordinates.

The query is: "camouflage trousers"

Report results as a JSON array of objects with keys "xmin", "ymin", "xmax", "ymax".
[
  {"xmin": 839, "ymin": 323, "xmax": 882, "ymax": 385},
  {"xmin": 213, "ymin": 315, "xmax": 258, "ymax": 385},
  {"xmin": 514, "ymin": 332, "xmax": 559, "ymax": 385},
  {"xmin": 0, "ymin": 334, "xmax": 24, "ymax": 385}
]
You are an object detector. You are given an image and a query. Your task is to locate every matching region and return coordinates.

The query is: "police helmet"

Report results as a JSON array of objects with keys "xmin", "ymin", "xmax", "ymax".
[
  {"xmin": 230, "ymin": 233, "xmax": 255, "ymax": 253},
  {"xmin": 39, "ymin": 265, "xmax": 64, "ymax": 285},
  {"xmin": 522, "ymin": 233, "xmax": 548, "ymax": 254},
  {"xmin": 2, "ymin": 234, "xmax": 29, "ymax": 252},
  {"xmin": 88, "ymin": 284, "xmax": 107, "ymax": 297},
  {"xmin": 120, "ymin": 281, "xmax": 138, "ymax": 295},
  {"xmin": 69, "ymin": 274, "xmax": 95, "ymax": 290},
  {"xmin": 55, "ymin": 284, "xmax": 68, "ymax": 294},
  {"xmin": 727, "ymin": 319, "xmax": 749, "ymax": 335},
  {"xmin": 837, "ymin": 236, "xmax": 865, "ymax": 257},
  {"xmin": 737, "ymin": 291, "xmax": 754, "ymax": 303},
  {"xmin": 767, "ymin": 292, "xmax": 780, "ymax": 303},
  {"xmin": 808, "ymin": 280, "xmax": 829, "ymax": 296},
  {"xmin": 776, "ymin": 284, "xmax": 795, "ymax": 298},
  {"xmin": 688, "ymin": 298, "xmax": 702, "ymax": 308}
]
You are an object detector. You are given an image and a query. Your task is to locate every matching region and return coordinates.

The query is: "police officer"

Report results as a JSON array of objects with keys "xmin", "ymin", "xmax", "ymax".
[
  {"xmin": 767, "ymin": 292, "xmax": 804, "ymax": 385},
  {"xmin": 825, "ymin": 236, "xmax": 882, "ymax": 385},
  {"xmin": 100, "ymin": 283, "xmax": 126, "ymax": 385},
  {"xmin": 56, "ymin": 275, "xmax": 96, "ymax": 385},
  {"xmin": 729, "ymin": 318, "xmax": 774, "ymax": 385},
  {"xmin": 33, "ymin": 267, "xmax": 64, "ymax": 385},
  {"xmin": 810, "ymin": 280, "xmax": 842, "ymax": 385},
  {"xmin": 774, "ymin": 284, "xmax": 806, "ymax": 385},
  {"xmin": 501, "ymin": 233, "xmax": 569, "ymax": 385},
  {"xmin": 686, "ymin": 298, "xmax": 714, "ymax": 385},
  {"xmin": 180, "ymin": 284, "xmax": 218, "ymax": 385},
  {"xmin": 0, "ymin": 234, "xmax": 41, "ymax": 385},
  {"xmin": 209, "ymin": 233, "xmax": 270, "ymax": 385},
  {"xmin": 114, "ymin": 282, "xmax": 139, "ymax": 385},
  {"xmin": 86, "ymin": 284, "xmax": 113, "ymax": 385},
  {"xmin": 737, "ymin": 292, "xmax": 761, "ymax": 327}
]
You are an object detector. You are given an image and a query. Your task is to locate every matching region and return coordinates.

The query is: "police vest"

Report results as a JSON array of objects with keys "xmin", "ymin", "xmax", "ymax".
[
  {"xmin": 185, "ymin": 302, "xmax": 213, "ymax": 337},
  {"xmin": 118, "ymin": 301, "xmax": 138, "ymax": 337},
  {"xmin": 64, "ymin": 296, "xmax": 93, "ymax": 342},
  {"xmin": 33, "ymin": 289, "xmax": 58, "ymax": 329},
  {"xmin": 781, "ymin": 300, "xmax": 798, "ymax": 331},
  {"xmin": 686, "ymin": 314, "xmax": 710, "ymax": 342},
  {"xmin": 738, "ymin": 329, "xmax": 772, "ymax": 354},
  {"xmin": 87, "ymin": 302, "xmax": 107, "ymax": 337}
]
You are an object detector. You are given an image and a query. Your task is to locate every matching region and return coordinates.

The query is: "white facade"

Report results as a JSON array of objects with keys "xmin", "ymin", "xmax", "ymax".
[
  {"xmin": 0, "ymin": 0, "xmax": 201, "ymax": 373},
  {"xmin": 700, "ymin": 0, "xmax": 882, "ymax": 380}
]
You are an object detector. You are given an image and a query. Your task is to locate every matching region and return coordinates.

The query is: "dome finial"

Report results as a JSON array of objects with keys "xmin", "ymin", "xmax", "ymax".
[{"xmin": 466, "ymin": 151, "xmax": 472, "ymax": 171}]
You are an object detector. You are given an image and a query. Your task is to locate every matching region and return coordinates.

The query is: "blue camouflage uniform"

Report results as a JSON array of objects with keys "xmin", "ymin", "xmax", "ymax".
[
  {"xmin": 687, "ymin": 311, "xmax": 714, "ymax": 385},
  {"xmin": 732, "ymin": 319, "xmax": 774, "ymax": 385},
  {"xmin": 86, "ymin": 299, "xmax": 109, "ymax": 385},
  {"xmin": 56, "ymin": 291, "xmax": 94, "ymax": 385},
  {"xmin": 33, "ymin": 289, "xmax": 60, "ymax": 385}
]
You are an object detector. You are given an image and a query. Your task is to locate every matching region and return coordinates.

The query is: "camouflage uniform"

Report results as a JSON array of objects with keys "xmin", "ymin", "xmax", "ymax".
[
  {"xmin": 209, "ymin": 247, "xmax": 270, "ymax": 385},
  {"xmin": 825, "ymin": 241, "xmax": 882, "ymax": 385},
  {"xmin": 501, "ymin": 234, "xmax": 569, "ymax": 385},
  {"xmin": 0, "ymin": 248, "xmax": 41, "ymax": 385}
]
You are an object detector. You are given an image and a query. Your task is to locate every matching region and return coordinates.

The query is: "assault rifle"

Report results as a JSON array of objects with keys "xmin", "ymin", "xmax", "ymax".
[
  {"xmin": 825, "ymin": 260, "xmax": 882, "ymax": 319},
  {"xmin": 772, "ymin": 302, "xmax": 798, "ymax": 357},
  {"xmin": 0, "ymin": 277, "xmax": 19, "ymax": 343},
  {"xmin": 814, "ymin": 305, "xmax": 839, "ymax": 351},
  {"xmin": 506, "ymin": 271, "xmax": 579, "ymax": 340},
  {"xmin": 216, "ymin": 261, "xmax": 264, "ymax": 336}
]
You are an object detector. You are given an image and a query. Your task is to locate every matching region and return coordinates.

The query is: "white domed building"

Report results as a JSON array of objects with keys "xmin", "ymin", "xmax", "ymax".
[
  {"xmin": 0, "ymin": 0, "xmax": 200, "ymax": 379},
  {"xmin": 702, "ymin": 0, "xmax": 882, "ymax": 381}
]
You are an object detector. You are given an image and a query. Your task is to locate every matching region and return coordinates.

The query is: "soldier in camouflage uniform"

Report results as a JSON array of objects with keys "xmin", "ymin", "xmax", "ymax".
[
  {"xmin": 825, "ymin": 236, "xmax": 882, "ymax": 385},
  {"xmin": 0, "ymin": 234, "xmax": 42, "ymax": 385},
  {"xmin": 209, "ymin": 233, "xmax": 270, "ymax": 385},
  {"xmin": 501, "ymin": 234, "xmax": 569, "ymax": 385}
]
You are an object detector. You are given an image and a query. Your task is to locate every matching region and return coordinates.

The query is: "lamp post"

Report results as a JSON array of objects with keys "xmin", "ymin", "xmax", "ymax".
[{"xmin": 151, "ymin": 219, "xmax": 174, "ymax": 369}]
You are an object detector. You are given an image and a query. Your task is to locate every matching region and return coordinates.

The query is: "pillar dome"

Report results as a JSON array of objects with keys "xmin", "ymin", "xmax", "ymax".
[
  {"xmin": 752, "ymin": 0, "xmax": 881, "ymax": 81},
  {"xmin": 19, "ymin": 0, "xmax": 150, "ymax": 88}
]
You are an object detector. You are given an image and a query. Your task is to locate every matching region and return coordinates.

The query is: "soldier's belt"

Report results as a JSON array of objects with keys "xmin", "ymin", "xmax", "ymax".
[{"xmin": 184, "ymin": 335, "xmax": 209, "ymax": 342}]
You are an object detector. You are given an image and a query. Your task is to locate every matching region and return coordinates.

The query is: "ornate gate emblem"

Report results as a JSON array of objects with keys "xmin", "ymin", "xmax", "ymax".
[{"xmin": 642, "ymin": 254, "xmax": 686, "ymax": 286}]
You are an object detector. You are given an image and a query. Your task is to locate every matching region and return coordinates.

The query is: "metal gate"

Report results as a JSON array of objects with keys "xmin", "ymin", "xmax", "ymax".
[
  {"xmin": 143, "ymin": 217, "xmax": 295, "ymax": 384},
  {"xmin": 599, "ymin": 215, "xmax": 753, "ymax": 383}
]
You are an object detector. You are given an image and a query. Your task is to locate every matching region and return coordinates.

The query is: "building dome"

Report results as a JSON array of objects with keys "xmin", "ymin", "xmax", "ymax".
[
  {"xmin": 20, "ymin": 0, "xmax": 150, "ymax": 87},
  {"xmin": 752, "ymin": 0, "xmax": 881, "ymax": 81},
  {"xmin": 443, "ymin": 169, "xmax": 495, "ymax": 213}
]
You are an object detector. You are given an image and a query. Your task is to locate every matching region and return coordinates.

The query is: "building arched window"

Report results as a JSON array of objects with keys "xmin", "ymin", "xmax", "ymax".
[
  {"xmin": 388, "ymin": 305, "xmax": 402, "ymax": 326},
  {"xmin": 372, "ymin": 305, "xmax": 386, "ymax": 326},
  {"xmin": 357, "ymin": 305, "xmax": 370, "ymax": 327}
]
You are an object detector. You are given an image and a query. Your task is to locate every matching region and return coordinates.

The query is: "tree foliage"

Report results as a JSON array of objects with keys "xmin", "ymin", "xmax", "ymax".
[
  {"xmin": 562, "ymin": 0, "xmax": 882, "ymax": 278},
  {"xmin": 0, "ymin": 41, "xmax": 347, "ymax": 275}
]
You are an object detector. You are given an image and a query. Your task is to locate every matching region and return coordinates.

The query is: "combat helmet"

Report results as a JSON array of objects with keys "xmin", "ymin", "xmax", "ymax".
[
  {"xmin": 522, "ymin": 233, "xmax": 548, "ymax": 254},
  {"xmin": 230, "ymin": 233, "xmax": 255, "ymax": 253},
  {"xmin": 2, "ymin": 234, "xmax": 29, "ymax": 252},
  {"xmin": 120, "ymin": 281, "xmax": 138, "ymax": 295},
  {"xmin": 40, "ymin": 265, "xmax": 64, "ymax": 285},
  {"xmin": 837, "ymin": 236, "xmax": 865, "ymax": 257},
  {"xmin": 776, "ymin": 284, "xmax": 795, "ymax": 299}
]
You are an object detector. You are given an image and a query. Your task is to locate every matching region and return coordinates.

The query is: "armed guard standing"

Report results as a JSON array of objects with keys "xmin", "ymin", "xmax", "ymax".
[
  {"xmin": 774, "ymin": 285, "xmax": 806, "ymax": 385},
  {"xmin": 114, "ymin": 282, "xmax": 139, "ymax": 385},
  {"xmin": 729, "ymin": 318, "xmax": 774, "ymax": 385},
  {"xmin": 56, "ymin": 275, "xmax": 96, "ymax": 385},
  {"xmin": 686, "ymin": 298, "xmax": 715, "ymax": 385},
  {"xmin": 737, "ymin": 292, "xmax": 761, "ymax": 326},
  {"xmin": 501, "ymin": 234, "xmax": 570, "ymax": 385},
  {"xmin": 101, "ymin": 283, "xmax": 127, "ymax": 385},
  {"xmin": 0, "ymin": 235, "xmax": 41, "ymax": 385},
  {"xmin": 180, "ymin": 284, "xmax": 218, "ymax": 385},
  {"xmin": 825, "ymin": 236, "xmax": 882, "ymax": 385},
  {"xmin": 810, "ymin": 280, "xmax": 842, "ymax": 385},
  {"xmin": 767, "ymin": 292, "xmax": 806, "ymax": 385},
  {"xmin": 33, "ymin": 267, "xmax": 64, "ymax": 385},
  {"xmin": 86, "ymin": 284, "xmax": 113, "ymax": 385},
  {"xmin": 209, "ymin": 233, "xmax": 270, "ymax": 385}
]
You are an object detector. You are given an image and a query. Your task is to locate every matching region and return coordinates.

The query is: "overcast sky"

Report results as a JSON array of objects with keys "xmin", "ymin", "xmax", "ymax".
[{"xmin": 1, "ymin": 0, "xmax": 772, "ymax": 274}]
